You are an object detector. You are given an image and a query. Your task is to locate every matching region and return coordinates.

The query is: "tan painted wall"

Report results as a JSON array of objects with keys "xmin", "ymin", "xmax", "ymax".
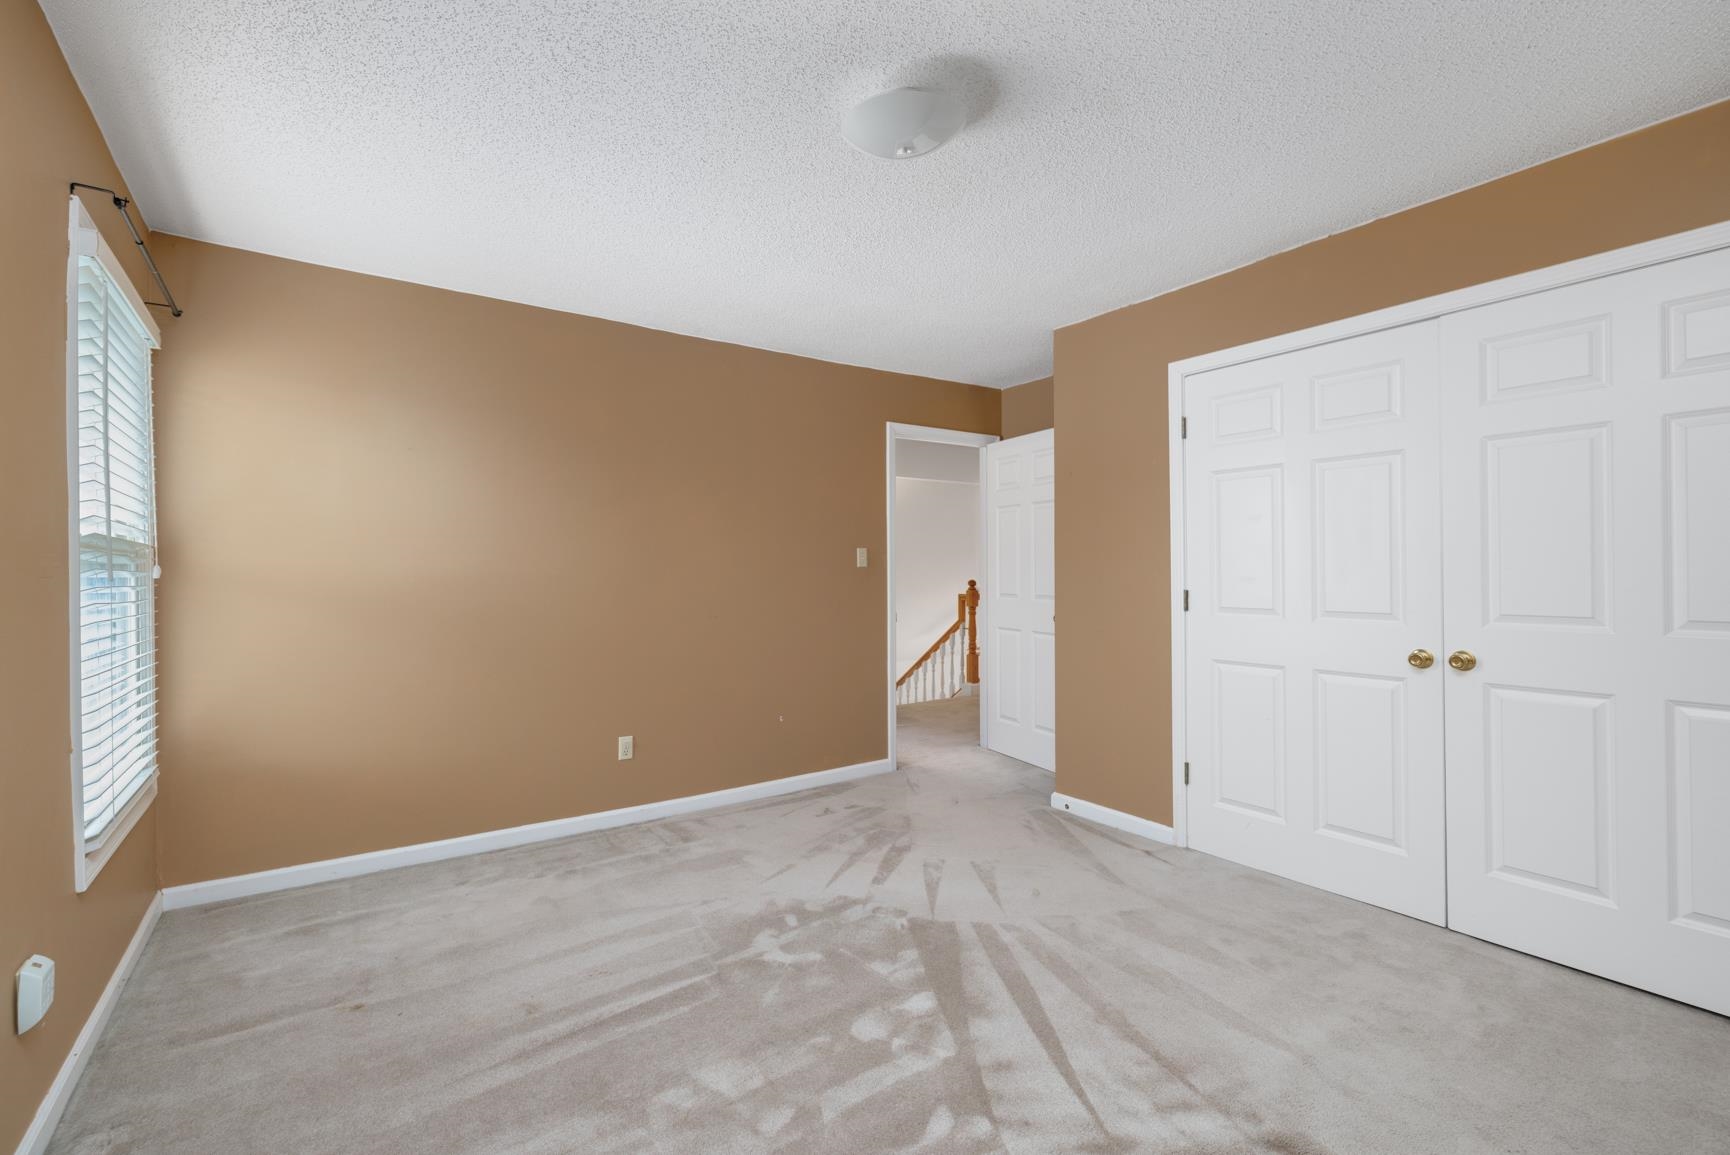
[
  {"xmin": 1000, "ymin": 376, "xmax": 1054, "ymax": 438},
  {"xmin": 150, "ymin": 237, "xmax": 998, "ymax": 885},
  {"xmin": 1055, "ymin": 101, "xmax": 1730, "ymax": 826},
  {"xmin": 0, "ymin": 2, "xmax": 164, "ymax": 1147}
]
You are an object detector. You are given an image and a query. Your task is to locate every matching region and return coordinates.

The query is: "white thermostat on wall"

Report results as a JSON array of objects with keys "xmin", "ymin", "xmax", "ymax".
[{"xmin": 16, "ymin": 954, "xmax": 54, "ymax": 1035}]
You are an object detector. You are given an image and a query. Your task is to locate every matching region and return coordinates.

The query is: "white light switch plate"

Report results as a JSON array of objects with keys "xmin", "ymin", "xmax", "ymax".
[
  {"xmin": 856, "ymin": 547, "xmax": 868, "ymax": 568},
  {"xmin": 16, "ymin": 954, "xmax": 53, "ymax": 1035}
]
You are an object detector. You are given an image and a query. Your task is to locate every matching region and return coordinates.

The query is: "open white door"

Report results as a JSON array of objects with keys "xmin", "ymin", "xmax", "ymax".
[
  {"xmin": 1183, "ymin": 321, "xmax": 1448, "ymax": 925},
  {"xmin": 1439, "ymin": 246, "xmax": 1730, "ymax": 1016},
  {"xmin": 983, "ymin": 429, "xmax": 1055, "ymax": 770}
]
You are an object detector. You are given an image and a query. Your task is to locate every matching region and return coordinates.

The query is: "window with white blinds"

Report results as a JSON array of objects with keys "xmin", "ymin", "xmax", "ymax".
[{"xmin": 70, "ymin": 205, "xmax": 161, "ymax": 871}]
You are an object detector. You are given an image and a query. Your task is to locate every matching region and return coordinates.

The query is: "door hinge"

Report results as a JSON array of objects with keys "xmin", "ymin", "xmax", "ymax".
[
  {"xmin": 1180, "ymin": 415, "xmax": 1188, "ymax": 439},
  {"xmin": 1183, "ymin": 589, "xmax": 1189, "ymax": 611},
  {"xmin": 1183, "ymin": 761, "xmax": 1190, "ymax": 786}
]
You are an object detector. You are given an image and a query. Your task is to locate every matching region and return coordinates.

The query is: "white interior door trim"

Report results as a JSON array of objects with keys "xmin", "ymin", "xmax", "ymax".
[
  {"xmin": 886, "ymin": 423, "xmax": 997, "ymax": 771},
  {"xmin": 1167, "ymin": 218, "xmax": 1730, "ymax": 847},
  {"xmin": 1168, "ymin": 356, "xmax": 1189, "ymax": 848}
]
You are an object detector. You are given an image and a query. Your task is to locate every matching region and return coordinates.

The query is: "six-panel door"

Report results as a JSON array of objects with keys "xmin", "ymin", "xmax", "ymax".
[
  {"xmin": 1184, "ymin": 321, "xmax": 1448, "ymax": 924},
  {"xmin": 1439, "ymin": 247, "xmax": 1730, "ymax": 1015},
  {"xmin": 985, "ymin": 429, "xmax": 1056, "ymax": 771}
]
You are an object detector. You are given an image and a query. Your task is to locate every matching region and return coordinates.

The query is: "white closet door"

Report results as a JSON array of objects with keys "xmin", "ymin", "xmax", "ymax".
[
  {"xmin": 1440, "ymin": 247, "xmax": 1730, "ymax": 1015},
  {"xmin": 1185, "ymin": 322, "xmax": 1447, "ymax": 924},
  {"xmin": 984, "ymin": 429, "xmax": 1055, "ymax": 771}
]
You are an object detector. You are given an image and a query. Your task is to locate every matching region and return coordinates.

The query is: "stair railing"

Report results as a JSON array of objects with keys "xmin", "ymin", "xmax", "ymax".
[{"xmin": 896, "ymin": 580, "xmax": 980, "ymax": 705}]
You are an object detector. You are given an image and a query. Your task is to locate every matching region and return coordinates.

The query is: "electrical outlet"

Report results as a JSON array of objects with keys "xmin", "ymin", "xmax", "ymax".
[
  {"xmin": 856, "ymin": 547, "xmax": 868, "ymax": 568},
  {"xmin": 617, "ymin": 735, "xmax": 634, "ymax": 761}
]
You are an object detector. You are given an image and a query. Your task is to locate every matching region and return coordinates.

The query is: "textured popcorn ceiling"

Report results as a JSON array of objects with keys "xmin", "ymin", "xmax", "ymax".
[{"xmin": 42, "ymin": 1, "xmax": 1730, "ymax": 386}]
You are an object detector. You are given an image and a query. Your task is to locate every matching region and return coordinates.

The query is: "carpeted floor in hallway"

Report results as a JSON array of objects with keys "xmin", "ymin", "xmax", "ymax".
[{"xmin": 48, "ymin": 696, "xmax": 1730, "ymax": 1154}]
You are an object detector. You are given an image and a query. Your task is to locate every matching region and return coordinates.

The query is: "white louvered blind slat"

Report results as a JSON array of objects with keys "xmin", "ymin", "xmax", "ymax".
[{"xmin": 75, "ymin": 255, "xmax": 159, "ymax": 845}]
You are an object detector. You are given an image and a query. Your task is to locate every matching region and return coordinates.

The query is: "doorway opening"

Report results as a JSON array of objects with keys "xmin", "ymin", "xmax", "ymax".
[{"xmin": 885, "ymin": 425, "xmax": 994, "ymax": 768}]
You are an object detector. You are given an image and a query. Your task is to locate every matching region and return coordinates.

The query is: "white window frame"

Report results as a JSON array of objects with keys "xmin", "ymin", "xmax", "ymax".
[{"xmin": 67, "ymin": 196, "xmax": 163, "ymax": 892}]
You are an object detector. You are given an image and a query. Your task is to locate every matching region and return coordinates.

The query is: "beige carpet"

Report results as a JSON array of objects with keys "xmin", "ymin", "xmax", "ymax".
[{"xmin": 50, "ymin": 697, "xmax": 1730, "ymax": 1154}]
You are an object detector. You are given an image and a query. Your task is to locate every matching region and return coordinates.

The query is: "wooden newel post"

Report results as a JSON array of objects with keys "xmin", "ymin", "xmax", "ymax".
[{"xmin": 964, "ymin": 579, "xmax": 980, "ymax": 684}]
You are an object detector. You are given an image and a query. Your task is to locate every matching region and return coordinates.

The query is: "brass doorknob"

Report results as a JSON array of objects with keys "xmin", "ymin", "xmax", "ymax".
[
  {"xmin": 1407, "ymin": 649, "xmax": 1434, "ymax": 669},
  {"xmin": 1448, "ymin": 650, "xmax": 1478, "ymax": 672}
]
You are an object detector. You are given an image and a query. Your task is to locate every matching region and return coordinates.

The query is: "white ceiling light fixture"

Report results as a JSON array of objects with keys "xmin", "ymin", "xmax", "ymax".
[{"xmin": 842, "ymin": 87, "xmax": 966, "ymax": 160}]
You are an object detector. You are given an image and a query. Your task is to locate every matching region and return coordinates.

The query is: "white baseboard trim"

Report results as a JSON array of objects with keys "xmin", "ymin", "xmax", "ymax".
[
  {"xmin": 162, "ymin": 757, "xmax": 895, "ymax": 911},
  {"xmin": 1050, "ymin": 791, "xmax": 1176, "ymax": 846},
  {"xmin": 16, "ymin": 892, "xmax": 162, "ymax": 1155}
]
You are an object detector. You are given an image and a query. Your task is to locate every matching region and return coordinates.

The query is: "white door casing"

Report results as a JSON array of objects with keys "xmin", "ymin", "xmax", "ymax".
[
  {"xmin": 984, "ymin": 428, "xmax": 1056, "ymax": 771},
  {"xmin": 1184, "ymin": 322, "xmax": 1448, "ymax": 925},
  {"xmin": 1439, "ymin": 246, "xmax": 1730, "ymax": 1016},
  {"xmin": 885, "ymin": 424, "xmax": 997, "ymax": 773}
]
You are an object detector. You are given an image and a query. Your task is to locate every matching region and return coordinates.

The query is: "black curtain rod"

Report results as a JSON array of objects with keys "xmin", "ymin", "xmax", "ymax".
[{"xmin": 69, "ymin": 182, "xmax": 182, "ymax": 318}]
